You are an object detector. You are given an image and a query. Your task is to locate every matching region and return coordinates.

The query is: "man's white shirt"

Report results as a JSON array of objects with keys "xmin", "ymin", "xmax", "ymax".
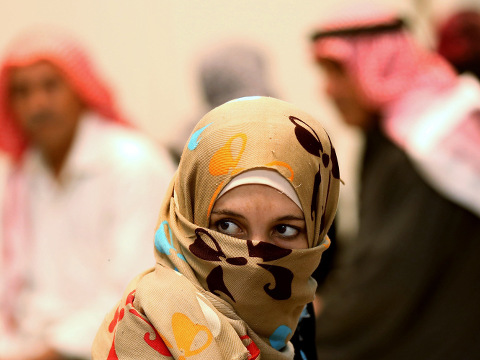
[{"xmin": 0, "ymin": 113, "xmax": 175, "ymax": 358}]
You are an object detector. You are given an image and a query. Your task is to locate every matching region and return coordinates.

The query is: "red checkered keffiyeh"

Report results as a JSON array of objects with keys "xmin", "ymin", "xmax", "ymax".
[{"xmin": 311, "ymin": 4, "xmax": 480, "ymax": 217}]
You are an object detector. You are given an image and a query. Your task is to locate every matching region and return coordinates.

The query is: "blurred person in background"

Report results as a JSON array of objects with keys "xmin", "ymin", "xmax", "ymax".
[
  {"xmin": 309, "ymin": 2, "xmax": 480, "ymax": 359},
  {"xmin": 437, "ymin": 8, "xmax": 480, "ymax": 80},
  {"xmin": 168, "ymin": 42, "xmax": 275, "ymax": 164},
  {"xmin": 0, "ymin": 28, "xmax": 174, "ymax": 360}
]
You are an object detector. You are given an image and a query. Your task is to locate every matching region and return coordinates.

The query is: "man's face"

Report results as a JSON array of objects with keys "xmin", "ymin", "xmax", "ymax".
[
  {"xmin": 318, "ymin": 58, "xmax": 375, "ymax": 129},
  {"xmin": 9, "ymin": 61, "xmax": 84, "ymax": 153}
]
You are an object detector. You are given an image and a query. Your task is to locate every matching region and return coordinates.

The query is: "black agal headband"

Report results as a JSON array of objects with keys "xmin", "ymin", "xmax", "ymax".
[{"xmin": 311, "ymin": 18, "xmax": 406, "ymax": 41}]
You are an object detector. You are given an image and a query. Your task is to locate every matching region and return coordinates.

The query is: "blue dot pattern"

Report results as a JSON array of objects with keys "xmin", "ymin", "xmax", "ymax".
[
  {"xmin": 269, "ymin": 325, "xmax": 292, "ymax": 351},
  {"xmin": 154, "ymin": 221, "xmax": 186, "ymax": 261},
  {"xmin": 300, "ymin": 350, "xmax": 307, "ymax": 360},
  {"xmin": 188, "ymin": 123, "xmax": 212, "ymax": 150}
]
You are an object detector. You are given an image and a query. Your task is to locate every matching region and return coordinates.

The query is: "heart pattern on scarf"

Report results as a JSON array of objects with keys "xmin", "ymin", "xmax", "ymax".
[
  {"xmin": 172, "ymin": 312, "xmax": 213, "ymax": 359},
  {"xmin": 289, "ymin": 115, "xmax": 340, "ymax": 232}
]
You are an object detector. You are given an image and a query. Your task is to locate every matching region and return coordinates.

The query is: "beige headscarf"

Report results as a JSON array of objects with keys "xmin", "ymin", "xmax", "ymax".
[{"xmin": 92, "ymin": 96, "xmax": 340, "ymax": 359}]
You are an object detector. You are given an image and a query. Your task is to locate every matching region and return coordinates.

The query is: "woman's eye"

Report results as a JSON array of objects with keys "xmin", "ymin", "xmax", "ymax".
[
  {"xmin": 216, "ymin": 220, "xmax": 242, "ymax": 236},
  {"xmin": 274, "ymin": 225, "xmax": 299, "ymax": 237}
]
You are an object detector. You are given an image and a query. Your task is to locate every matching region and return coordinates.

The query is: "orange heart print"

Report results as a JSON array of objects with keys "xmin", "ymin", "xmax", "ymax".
[
  {"xmin": 207, "ymin": 133, "xmax": 247, "ymax": 216},
  {"xmin": 172, "ymin": 312, "xmax": 213, "ymax": 359},
  {"xmin": 208, "ymin": 133, "xmax": 247, "ymax": 176}
]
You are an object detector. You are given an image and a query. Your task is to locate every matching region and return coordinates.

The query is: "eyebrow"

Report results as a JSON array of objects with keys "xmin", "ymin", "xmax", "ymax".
[
  {"xmin": 210, "ymin": 209, "xmax": 305, "ymax": 222},
  {"xmin": 276, "ymin": 215, "xmax": 305, "ymax": 222},
  {"xmin": 210, "ymin": 209, "xmax": 246, "ymax": 220}
]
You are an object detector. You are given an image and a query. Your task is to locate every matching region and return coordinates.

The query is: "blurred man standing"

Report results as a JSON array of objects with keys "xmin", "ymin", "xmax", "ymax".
[
  {"xmin": 0, "ymin": 28, "xmax": 174, "ymax": 359},
  {"xmin": 310, "ymin": 4, "xmax": 480, "ymax": 359}
]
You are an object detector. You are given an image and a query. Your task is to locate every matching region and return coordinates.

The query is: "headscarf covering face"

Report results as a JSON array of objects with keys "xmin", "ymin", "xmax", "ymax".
[
  {"xmin": 0, "ymin": 27, "xmax": 128, "ymax": 161},
  {"xmin": 310, "ymin": 3, "xmax": 457, "ymax": 111},
  {"xmin": 95, "ymin": 96, "xmax": 340, "ymax": 359},
  {"xmin": 164, "ymin": 95, "xmax": 339, "ymax": 348}
]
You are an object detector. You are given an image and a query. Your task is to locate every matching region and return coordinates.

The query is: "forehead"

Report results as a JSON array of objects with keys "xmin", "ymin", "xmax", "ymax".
[
  {"xmin": 214, "ymin": 184, "xmax": 303, "ymax": 215},
  {"xmin": 9, "ymin": 61, "xmax": 63, "ymax": 85}
]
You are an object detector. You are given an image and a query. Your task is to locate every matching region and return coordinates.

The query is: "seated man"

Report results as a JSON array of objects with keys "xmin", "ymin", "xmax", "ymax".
[{"xmin": 0, "ymin": 28, "xmax": 175, "ymax": 360}]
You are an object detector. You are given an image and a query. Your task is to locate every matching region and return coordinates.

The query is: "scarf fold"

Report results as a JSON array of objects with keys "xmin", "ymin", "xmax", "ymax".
[{"xmin": 93, "ymin": 96, "xmax": 340, "ymax": 359}]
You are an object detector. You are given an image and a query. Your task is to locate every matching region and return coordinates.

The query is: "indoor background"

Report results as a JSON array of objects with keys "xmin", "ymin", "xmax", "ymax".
[{"xmin": 1, "ymin": 0, "xmax": 476, "ymax": 239}]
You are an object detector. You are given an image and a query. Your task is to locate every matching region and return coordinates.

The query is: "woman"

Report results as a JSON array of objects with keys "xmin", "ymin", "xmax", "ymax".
[{"xmin": 92, "ymin": 96, "xmax": 340, "ymax": 359}]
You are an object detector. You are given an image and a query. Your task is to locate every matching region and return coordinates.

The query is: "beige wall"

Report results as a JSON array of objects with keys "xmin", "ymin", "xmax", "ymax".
[
  {"xmin": 0, "ymin": 0, "xmax": 471, "ymax": 238},
  {"xmin": 0, "ymin": 0, "xmax": 436, "ymax": 142}
]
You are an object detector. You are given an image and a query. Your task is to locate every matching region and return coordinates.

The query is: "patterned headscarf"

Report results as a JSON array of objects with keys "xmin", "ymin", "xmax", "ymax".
[
  {"xmin": 0, "ymin": 27, "xmax": 128, "ymax": 161},
  {"xmin": 92, "ymin": 96, "xmax": 340, "ymax": 359},
  {"xmin": 310, "ymin": 3, "xmax": 480, "ymax": 217}
]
